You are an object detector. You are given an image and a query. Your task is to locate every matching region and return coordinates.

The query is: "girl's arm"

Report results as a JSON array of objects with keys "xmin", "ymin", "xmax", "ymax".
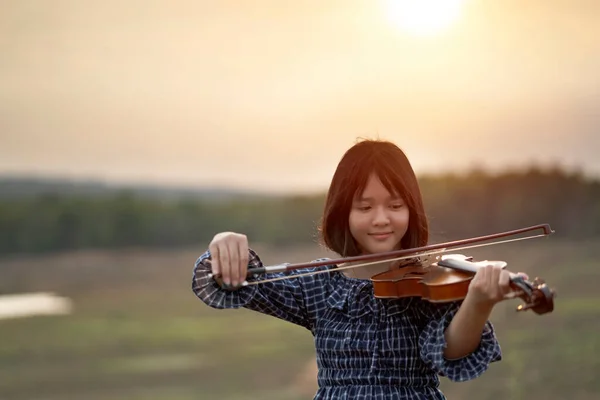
[
  {"xmin": 444, "ymin": 263, "xmax": 525, "ymax": 359},
  {"xmin": 417, "ymin": 300, "xmax": 502, "ymax": 382},
  {"xmin": 418, "ymin": 264, "xmax": 520, "ymax": 381},
  {"xmin": 443, "ymin": 295, "xmax": 495, "ymax": 359},
  {"xmin": 192, "ymin": 248, "xmax": 326, "ymax": 332}
]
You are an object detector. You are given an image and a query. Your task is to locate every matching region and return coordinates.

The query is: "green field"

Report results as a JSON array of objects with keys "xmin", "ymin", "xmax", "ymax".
[{"xmin": 1, "ymin": 239, "xmax": 599, "ymax": 399}]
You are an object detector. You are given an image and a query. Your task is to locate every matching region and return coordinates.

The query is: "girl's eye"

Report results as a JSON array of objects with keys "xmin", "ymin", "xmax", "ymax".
[
  {"xmin": 358, "ymin": 206, "xmax": 371, "ymax": 211},
  {"xmin": 391, "ymin": 204, "xmax": 404, "ymax": 209}
]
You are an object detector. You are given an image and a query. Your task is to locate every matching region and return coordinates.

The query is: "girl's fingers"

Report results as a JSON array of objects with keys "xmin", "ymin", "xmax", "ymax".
[
  {"xmin": 239, "ymin": 238, "xmax": 249, "ymax": 284},
  {"xmin": 227, "ymin": 240, "xmax": 241, "ymax": 287},
  {"xmin": 486, "ymin": 265, "xmax": 495, "ymax": 292},
  {"xmin": 517, "ymin": 272, "xmax": 529, "ymax": 280},
  {"xmin": 499, "ymin": 270, "xmax": 511, "ymax": 296},
  {"xmin": 220, "ymin": 244, "xmax": 232, "ymax": 286},
  {"xmin": 209, "ymin": 243, "xmax": 220, "ymax": 276},
  {"xmin": 207, "ymin": 233, "xmax": 250, "ymax": 289},
  {"xmin": 486, "ymin": 265, "xmax": 503, "ymax": 300}
]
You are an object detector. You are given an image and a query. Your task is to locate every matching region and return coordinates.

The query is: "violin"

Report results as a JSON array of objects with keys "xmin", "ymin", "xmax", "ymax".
[
  {"xmin": 371, "ymin": 254, "xmax": 555, "ymax": 315},
  {"xmin": 213, "ymin": 223, "xmax": 557, "ymax": 315}
]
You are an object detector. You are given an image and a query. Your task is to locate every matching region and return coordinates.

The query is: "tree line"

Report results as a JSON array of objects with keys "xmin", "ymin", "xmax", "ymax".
[{"xmin": 1, "ymin": 167, "xmax": 598, "ymax": 256}]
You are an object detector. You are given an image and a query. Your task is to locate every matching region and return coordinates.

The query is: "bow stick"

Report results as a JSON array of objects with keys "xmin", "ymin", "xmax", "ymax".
[{"xmin": 208, "ymin": 223, "xmax": 554, "ymax": 286}]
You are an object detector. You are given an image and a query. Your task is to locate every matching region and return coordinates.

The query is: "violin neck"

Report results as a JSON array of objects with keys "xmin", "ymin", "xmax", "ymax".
[{"xmin": 437, "ymin": 258, "xmax": 480, "ymax": 273}]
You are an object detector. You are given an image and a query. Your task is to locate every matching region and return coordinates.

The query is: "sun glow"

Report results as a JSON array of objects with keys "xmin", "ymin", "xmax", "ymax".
[{"xmin": 385, "ymin": 0, "xmax": 466, "ymax": 37}]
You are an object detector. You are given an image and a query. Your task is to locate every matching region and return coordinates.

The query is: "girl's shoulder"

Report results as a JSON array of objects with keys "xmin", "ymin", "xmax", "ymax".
[{"xmin": 285, "ymin": 257, "xmax": 342, "ymax": 285}]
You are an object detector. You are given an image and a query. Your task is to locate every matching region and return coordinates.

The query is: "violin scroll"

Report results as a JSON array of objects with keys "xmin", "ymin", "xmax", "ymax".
[{"xmin": 512, "ymin": 276, "xmax": 555, "ymax": 315}]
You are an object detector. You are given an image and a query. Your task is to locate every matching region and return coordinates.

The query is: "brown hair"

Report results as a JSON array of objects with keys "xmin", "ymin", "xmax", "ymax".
[{"xmin": 319, "ymin": 138, "xmax": 428, "ymax": 256}]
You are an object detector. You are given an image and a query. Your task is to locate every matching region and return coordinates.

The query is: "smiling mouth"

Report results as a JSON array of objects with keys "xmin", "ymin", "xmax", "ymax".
[{"xmin": 369, "ymin": 232, "xmax": 393, "ymax": 239}]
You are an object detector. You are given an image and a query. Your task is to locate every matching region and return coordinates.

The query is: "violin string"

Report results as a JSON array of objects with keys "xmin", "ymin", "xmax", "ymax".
[
  {"xmin": 240, "ymin": 233, "xmax": 548, "ymax": 286},
  {"xmin": 241, "ymin": 254, "xmax": 433, "ymax": 286}
]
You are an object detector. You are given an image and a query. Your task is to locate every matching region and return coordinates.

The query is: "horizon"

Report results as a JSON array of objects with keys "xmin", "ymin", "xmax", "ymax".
[{"xmin": 0, "ymin": 157, "xmax": 594, "ymax": 196}]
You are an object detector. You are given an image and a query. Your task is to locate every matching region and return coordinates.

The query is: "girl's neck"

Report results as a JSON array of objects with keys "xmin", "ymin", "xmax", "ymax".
[{"xmin": 341, "ymin": 260, "xmax": 394, "ymax": 280}]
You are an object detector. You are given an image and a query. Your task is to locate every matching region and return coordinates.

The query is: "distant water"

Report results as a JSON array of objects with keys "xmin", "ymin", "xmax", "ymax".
[{"xmin": 0, "ymin": 292, "xmax": 73, "ymax": 320}]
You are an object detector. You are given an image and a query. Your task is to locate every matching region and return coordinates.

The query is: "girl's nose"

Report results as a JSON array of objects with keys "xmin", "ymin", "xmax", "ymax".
[{"xmin": 372, "ymin": 207, "xmax": 390, "ymax": 225}]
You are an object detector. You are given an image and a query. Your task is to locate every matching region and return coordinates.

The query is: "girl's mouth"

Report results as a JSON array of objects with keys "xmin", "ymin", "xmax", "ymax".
[{"xmin": 369, "ymin": 232, "xmax": 393, "ymax": 240}]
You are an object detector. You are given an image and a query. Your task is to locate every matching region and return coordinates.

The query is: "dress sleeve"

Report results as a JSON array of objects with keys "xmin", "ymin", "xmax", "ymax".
[
  {"xmin": 417, "ymin": 300, "xmax": 502, "ymax": 382},
  {"xmin": 191, "ymin": 248, "xmax": 314, "ymax": 331}
]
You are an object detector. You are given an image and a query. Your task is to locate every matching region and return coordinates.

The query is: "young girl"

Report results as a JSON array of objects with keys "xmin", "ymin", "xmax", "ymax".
[{"xmin": 192, "ymin": 139, "xmax": 517, "ymax": 399}]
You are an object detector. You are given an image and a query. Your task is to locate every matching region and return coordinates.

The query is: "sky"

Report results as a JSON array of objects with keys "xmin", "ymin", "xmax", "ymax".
[{"xmin": 1, "ymin": 0, "xmax": 599, "ymax": 193}]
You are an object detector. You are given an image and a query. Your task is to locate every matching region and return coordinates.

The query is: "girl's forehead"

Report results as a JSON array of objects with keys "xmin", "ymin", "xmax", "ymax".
[
  {"xmin": 355, "ymin": 182, "xmax": 402, "ymax": 200},
  {"xmin": 365, "ymin": 173, "xmax": 400, "ymax": 191}
]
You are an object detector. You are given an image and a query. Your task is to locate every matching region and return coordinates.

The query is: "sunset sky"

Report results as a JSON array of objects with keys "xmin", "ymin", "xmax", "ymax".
[{"xmin": 1, "ymin": 0, "xmax": 599, "ymax": 193}]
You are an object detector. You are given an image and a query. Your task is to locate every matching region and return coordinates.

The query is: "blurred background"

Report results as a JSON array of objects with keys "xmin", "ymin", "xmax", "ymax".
[{"xmin": 1, "ymin": 0, "xmax": 599, "ymax": 399}]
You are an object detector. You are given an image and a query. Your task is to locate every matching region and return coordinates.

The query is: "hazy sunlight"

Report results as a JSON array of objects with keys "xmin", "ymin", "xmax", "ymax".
[{"xmin": 385, "ymin": 0, "xmax": 465, "ymax": 36}]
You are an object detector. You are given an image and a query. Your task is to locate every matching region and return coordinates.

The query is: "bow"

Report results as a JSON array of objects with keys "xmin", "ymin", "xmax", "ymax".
[{"xmin": 209, "ymin": 223, "xmax": 554, "ymax": 286}]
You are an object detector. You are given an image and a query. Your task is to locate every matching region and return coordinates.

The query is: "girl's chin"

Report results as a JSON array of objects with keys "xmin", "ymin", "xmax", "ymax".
[{"xmin": 363, "ymin": 243, "xmax": 397, "ymax": 254}]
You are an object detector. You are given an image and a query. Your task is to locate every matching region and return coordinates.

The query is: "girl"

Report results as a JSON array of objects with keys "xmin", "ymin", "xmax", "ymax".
[{"xmin": 192, "ymin": 139, "xmax": 517, "ymax": 399}]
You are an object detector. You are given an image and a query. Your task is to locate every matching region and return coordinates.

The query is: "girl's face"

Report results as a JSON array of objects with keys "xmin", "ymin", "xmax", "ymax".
[{"xmin": 348, "ymin": 173, "xmax": 409, "ymax": 254}]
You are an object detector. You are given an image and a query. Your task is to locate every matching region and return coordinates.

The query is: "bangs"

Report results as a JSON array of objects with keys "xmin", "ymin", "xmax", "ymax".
[{"xmin": 349, "ymin": 151, "xmax": 409, "ymax": 202}]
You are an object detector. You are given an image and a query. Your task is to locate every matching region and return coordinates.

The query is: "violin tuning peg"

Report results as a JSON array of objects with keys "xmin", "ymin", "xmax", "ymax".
[
  {"xmin": 516, "ymin": 302, "xmax": 534, "ymax": 312},
  {"xmin": 533, "ymin": 277, "xmax": 545, "ymax": 286}
]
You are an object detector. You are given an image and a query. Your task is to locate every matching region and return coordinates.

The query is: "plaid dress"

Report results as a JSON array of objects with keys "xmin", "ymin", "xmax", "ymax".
[{"xmin": 192, "ymin": 249, "xmax": 502, "ymax": 399}]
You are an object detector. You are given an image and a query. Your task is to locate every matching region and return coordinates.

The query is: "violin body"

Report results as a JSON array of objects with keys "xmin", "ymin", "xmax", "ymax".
[
  {"xmin": 371, "ymin": 254, "xmax": 477, "ymax": 302},
  {"xmin": 371, "ymin": 263, "xmax": 473, "ymax": 303}
]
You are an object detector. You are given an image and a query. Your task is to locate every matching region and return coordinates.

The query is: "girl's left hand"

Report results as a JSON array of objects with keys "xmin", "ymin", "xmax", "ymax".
[{"xmin": 467, "ymin": 264, "xmax": 528, "ymax": 308}]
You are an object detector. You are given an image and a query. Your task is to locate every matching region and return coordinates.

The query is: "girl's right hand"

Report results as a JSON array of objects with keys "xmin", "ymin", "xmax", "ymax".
[{"xmin": 208, "ymin": 232, "xmax": 249, "ymax": 288}]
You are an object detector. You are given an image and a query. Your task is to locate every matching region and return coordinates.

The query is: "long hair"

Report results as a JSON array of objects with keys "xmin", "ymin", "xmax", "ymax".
[{"xmin": 319, "ymin": 139, "xmax": 428, "ymax": 256}]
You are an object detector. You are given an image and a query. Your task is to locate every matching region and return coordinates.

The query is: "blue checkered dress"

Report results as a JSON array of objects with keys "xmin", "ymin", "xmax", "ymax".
[{"xmin": 192, "ymin": 249, "xmax": 502, "ymax": 399}]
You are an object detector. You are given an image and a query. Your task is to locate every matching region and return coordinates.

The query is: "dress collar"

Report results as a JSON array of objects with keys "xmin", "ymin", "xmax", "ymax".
[{"xmin": 326, "ymin": 269, "xmax": 413, "ymax": 320}]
